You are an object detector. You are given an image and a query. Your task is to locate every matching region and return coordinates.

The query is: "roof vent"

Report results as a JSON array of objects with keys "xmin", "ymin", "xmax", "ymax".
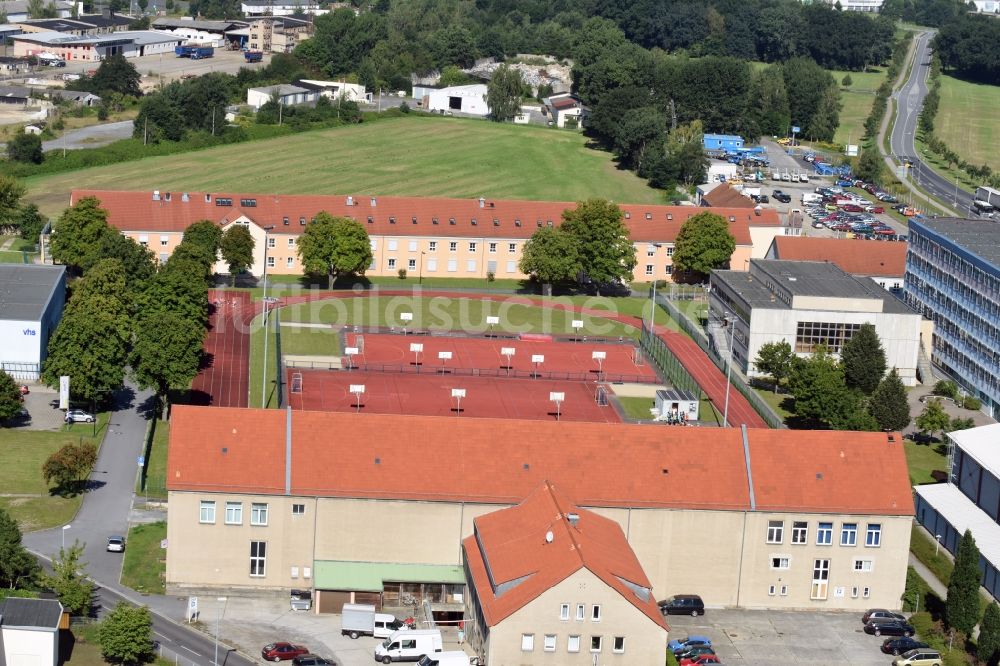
[
  {"xmin": 522, "ymin": 463, "xmax": 529, "ymax": 470},
  {"xmin": 544, "ymin": 530, "xmax": 554, "ymax": 544},
  {"xmin": 152, "ymin": 190, "xmax": 160, "ymax": 201},
  {"xmin": 346, "ymin": 196, "xmax": 354, "ymax": 206},
  {"xmin": 164, "ymin": 192, "xmax": 171, "ymax": 201},
  {"xmin": 888, "ymin": 434, "xmax": 896, "ymax": 443},
  {"xmin": 816, "ymin": 472, "xmax": 823, "ymax": 480},
  {"xmin": 375, "ymin": 457, "xmax": 381, "ymax": 465},
  {"xmin": 478, "ymin": 196, "xmax": 485, "ymax": 209},
  {"xmin": 221, "ymin": 447, "xmax": 228, "ymax": 454},
  {"xmin": 566, "ymin": 512, "xmax": 580, "ymax": 527},
  {"xmin": 181, "ymin": 192, "xmax": 189, "ymax": 202}
]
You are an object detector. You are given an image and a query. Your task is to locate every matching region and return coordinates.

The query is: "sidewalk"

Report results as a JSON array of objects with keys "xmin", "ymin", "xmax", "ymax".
[{"xmin": 909, "ymin": 553, "xmax": 948, "ymax": 600}]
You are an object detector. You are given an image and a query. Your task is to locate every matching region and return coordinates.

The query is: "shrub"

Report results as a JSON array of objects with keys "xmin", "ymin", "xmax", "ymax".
[
  {"xmin": 962, "ymin": 396, "xmax": 981, "ymax": 411},
  {"xmin": 397, "ymin": 268, "xmax": 407, "ymax": 280},
  {"xmin": 933, "ymin": 380, "xmax": 959, "ymax": 399},
  {"xmin": 842, "ymin": 73, "xmax": 853, "ymax": 86}
]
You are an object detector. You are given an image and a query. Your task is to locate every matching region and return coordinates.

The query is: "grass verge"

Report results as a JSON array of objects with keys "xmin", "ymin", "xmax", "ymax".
[
  {"xmin": 139, "ymin": 420, "xmax": 169, "ymax": 501},
  {"xmin": 911, "ymin": 524, "xmax": 954, "ymax": 586},
  {"xmin": 935, "ymin": 74, "xmax": 1000, "ymax": 173},
  {"xmin": 904, "ymin": 437, "xmax": 948, "ymax": 485},
  {"xmin": 120, "ymin": 521, "xmax": 167, "ymax": 595}
]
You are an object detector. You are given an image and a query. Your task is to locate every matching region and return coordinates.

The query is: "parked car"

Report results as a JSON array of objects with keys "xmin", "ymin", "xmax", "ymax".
[
  {"xmin": 261, "ymin": 643, "xmax": 310, "ymax": 661},
  {"xmin": 865, "ymin": 618, "xmax": 915, "ymax": 637},
  {"xmin": 892, "ymin": 648, "xmax": 942, "ymax": 666},
  {"xmin": 882, "ymin": 636, "xmax": 930, "ymax": 655},
  {"xmin": 675, "ymin": 646, "xmax": 716, "ymax": 661},
  {"xmin": 679, "ymin": 655, "xmax": 722, "ymax": 666},
  {"xmin": 292, "ymin": 655, "xmax": 334, "ymax": 666},
  {"xmin": 658, "ymin": 594, "xmax": 705, "ymax": 616},
  {"xmin": 106, "ymin": 536, "xmax": 126, "ymax": 552},
  {"xmin": 65, "ymin": 409, "xmax": 95, "ymax": 423},
  {"xmin": 864, "ymin": 609, "xmax": 907, "ymax": 624},
  {"xmin": 668, "ymin": 636, "xmax": 712, "ymax": 654},
  {"xmin": 772, "ymin": 191, "xmax": 792, "ymax": 203}
]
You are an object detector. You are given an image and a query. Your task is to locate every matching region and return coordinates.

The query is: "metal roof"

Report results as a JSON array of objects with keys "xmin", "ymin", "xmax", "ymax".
[
  {"xmin": 914, "ymin": 217, "xmax": 1000, "ymax": 270},
  {"xmin": 915, "ymin": 482, "xmax": 1000, "ymax": 571},
  {"xmin": 950, "ymin": 424, "xmax": 1000, "ymax": 475},
  {"xmin": 312, "ymin": 561, "xmax": 465, "ymax": 591},
  {"xmin": 0, "ymin": 265, "xmax": 65, "ymax": 322},
  {"xmin": 0, "ymin": 598, "xmax": 63, "ymax": 629}
]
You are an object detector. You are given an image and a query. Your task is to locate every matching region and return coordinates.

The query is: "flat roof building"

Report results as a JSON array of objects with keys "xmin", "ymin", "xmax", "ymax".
[
  {"xmin": 710, "ymin": 259, "xmax": 923, "ymax": 384},
  {"xmin": 766, "ymin": 236, "xmax": 907, "ymax": 293},
  {"xmin": 906, "ymin": 218, "xmax": 1000, "ymax": 417},
  {"xmin": 0, "ymin": 264, "xmax": 66, "ymax": 380}
]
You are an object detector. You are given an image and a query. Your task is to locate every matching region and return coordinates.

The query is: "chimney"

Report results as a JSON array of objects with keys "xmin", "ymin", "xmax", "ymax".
[
  {"xmin": 478, "ymin": 196, "xmax": 485, "ymax": 209},
  {"xmin": 566, "ymin": 512, "xmax": 580, "ymax": 528},
  {"xmin": 164, "ymin": 192, "xmax": 171, "ymax": 202},
  {"xmin": 152, "ymin": 190, "xmax": 160, "ymax": 201}
]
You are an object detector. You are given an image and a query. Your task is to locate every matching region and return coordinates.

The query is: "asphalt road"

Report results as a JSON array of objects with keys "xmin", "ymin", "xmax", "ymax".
[
  {"xmin": 890, "ymin": 30, "xmax": 979, "ymax": 217},
  {"xmin": 43, "ymin": 120, "xmax": 134, "ymax": 151}
]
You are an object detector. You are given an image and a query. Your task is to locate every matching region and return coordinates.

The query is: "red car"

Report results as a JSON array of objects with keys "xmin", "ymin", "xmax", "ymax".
[
  {"xmin": 841, "ymin": 203, "xmax": 864, "ymax": 212},
  {"xmin": 866, "ymin": 205, "xmax": 885, "ymax": 214},
  {"xmin": 680, "ymin": 655, "xmax": 722, "ymax": 666},
  {"xmin": 261, "ymin": 643, "xmax": 310, "ymax": 662}
]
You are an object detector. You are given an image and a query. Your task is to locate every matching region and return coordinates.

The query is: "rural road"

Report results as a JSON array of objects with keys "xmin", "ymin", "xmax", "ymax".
[
  {"xmin": 43, "ymin": 120, "xmax": 134, "ymax": 151},
  {"xmin": 890, "ymin": 30, "xmax": 978, "ymax": 216}
]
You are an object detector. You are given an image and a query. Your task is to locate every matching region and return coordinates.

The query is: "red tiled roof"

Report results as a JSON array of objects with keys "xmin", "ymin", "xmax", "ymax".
[
  {"xmin": 549, "ymin": 97, "xmax": 578, "ymax": 110},
  {"xmin": 770, "ymin": 236, "xmax": 907, "ymax": 277},
  {"xmin": 463, "ymin": 481, "xmax": 669, "ymax": 629},
  {"xmin": 166, "ymin": 407, "xmax": 914, "ymax": 516},
  {"xmin": 70, "ymin": 190, "xmax": 782, "ymax": 246},
  {"xmin": 701, "ymin": 184, "xmax": 756, "ymax": 209}
]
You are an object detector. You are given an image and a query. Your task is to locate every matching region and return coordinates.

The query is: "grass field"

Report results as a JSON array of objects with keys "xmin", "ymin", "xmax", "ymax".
[
  {"xmin": 935, "ymin": 74, "xmax": 1000, "ymax": 172},
  {"xmin": 24, "ymin": 115, "xmax": 664, "ymax": 217},
  {"xmin": 905, "ymin": 437, "xmax": 948, "ymax": 485},
  {"xmin": 121, "ymin": 521, "xmax": 167, "ymax": 595},
  {"xmin": 139, "ymin": 420, "xmax": 169, "ymax": 500},
  {"xmin": 617, "ymin": 396, "xmax": 657, "ymax": 420},
  {"xmin": 0, "ymin": 415, "xmax": 109, "ymax": 530},
  {"xmin": 832, "ymin": 67, "xmax": 888, "ymax": 148}
]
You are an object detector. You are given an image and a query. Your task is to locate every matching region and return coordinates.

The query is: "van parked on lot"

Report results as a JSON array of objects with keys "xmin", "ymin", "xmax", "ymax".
[
  {"xmin": 415, "ymin": 652, "xmax": 472, "ymax": 666},
  {"xmin": 374, "ymin": 630, "xmax": 442, "ymax": 663}
]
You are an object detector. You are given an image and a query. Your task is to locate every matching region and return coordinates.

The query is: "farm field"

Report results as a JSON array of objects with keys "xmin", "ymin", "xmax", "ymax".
[
  {"xmin": 24, "ymin": 115, "xmax": 664, "ymax": 217},
  {"xmin": 935, "ymin": 74, "xmax": 1000, "ymax": 172}
]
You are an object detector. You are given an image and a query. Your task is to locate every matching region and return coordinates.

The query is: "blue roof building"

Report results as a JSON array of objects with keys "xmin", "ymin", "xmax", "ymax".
[{"xmin": 703, "ymin": 134, "xmax": 744, "ymax": 152}]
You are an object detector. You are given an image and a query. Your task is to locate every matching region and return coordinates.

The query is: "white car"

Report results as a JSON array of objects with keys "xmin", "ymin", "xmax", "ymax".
[
  {"xmin": 106, "ymin": 536, "xmax": 126, "ymax": 552},
  {"xmin": 65, "ymin": 409, "xmax": 95, "ymax": 423}
]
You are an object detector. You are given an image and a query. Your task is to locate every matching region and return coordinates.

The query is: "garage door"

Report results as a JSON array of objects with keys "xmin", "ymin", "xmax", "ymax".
[{"xmin": 317, "ymin": 590, "xmax": 351, "ymax": 614}]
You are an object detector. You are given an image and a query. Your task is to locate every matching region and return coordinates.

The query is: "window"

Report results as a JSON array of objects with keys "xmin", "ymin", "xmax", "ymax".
[
  {"xmin": 387, "ymin": 258, "xmax": 396, "ymax": 269},
  {"xmin": 854, "ymin": 559, "xmax": 873, "ymax": 572},
  {"xmin": 543, "ymin": 635, "xmax": 556, "ymax": 652},
  {"xmin": 408, "ymin": 240, "xmax": 417, "ymax": 252},
  {"xmin": 647, "ymin": 244, "xmax": 656, "ymax": 257},
  {"xmin": 427, "ymin": 259, "xmax": 437, "ymax": 272},
  {"xmin": 299, "ymin": 216, "xmax": 306, "ymax": 225},
  {"xmin": 469, "ymin": 242, "xmax": 477, "ymax": 252},
  {"xmin": 388, "ymin": 239, "xmax": 397, "ymax": 251},
  {"xmin": 771, "ymin": 556, "xmax": 790, "ymax": 569},
  {"xmin": 225, "ymin": 501, "xmax": 242, "ymax": 525},
  {"xmin": 645, "ymin": 264, "xmax": 653, "ymax": 276},
  {"xmin": 667, "ymin": 245, "xmax": 675, "ymax": 257},
  {"xmin": 666, "ymin": 265, "xmax": 673, "ymax": 275},
  {"xmin": 447, "ymin": 260, "xmax": 457, "ymax": 272},
  {"xmin": 613, "ymin": 637, "xmax": 625, "ymax": 653},
  {"xmin": 199, "ymin": 500, "xmax": 216, "ymax": 523},
  {"xmin": 792, "ymin": 521, "xmax": 808, "ymax": 544},
  {"xmin": 591, "ymin": 636, "xmax": 602, "ymax": 653},
  {"xmin": 817, "ymin": 522, "xmax": 833, "ymax": 545},
  {"xmin": 866, "ymin": 523, "xmax": 881, "ymax": 547},
  {"xmin": 576, "ymin": 604, "xmax": 585, "ymax": 621},
  {"xmin": 841, "ymin": 523, "xmax": 858, "ymax": 546},
  {"xmin": 160, "ymin": 235, "xmax": 169, "ymax": 246},
  {"xmin": 286, "ymin": 257, "xmax": 293, "ymax": 268},
  {"xmin": 484, "ymin": 242, "xmax": 494, "ymax": 253},
  {"xmin": 592, "ymin": 605, "xmax": 601, "ymax": 621},
  {"xmin": 767, "ymin": 520, "xmax": 784, "ymax": 544},
  {"xmin": 251, "ymin": 503, "xmax": 268, "ymax": 526},
  {"xmin": 292, "ymin": 504, "xmax": 305, "ymax": 515},
  {"xmin": 267, "ymin": 237, "xmax": 275, "ymax": 248},
  {"xmin": 283, "ymin": 216, "xmax": 289, "ymax": 226},
  {"xmin": 506, "ymin": 261, "xmax": 516, "ymax": 273},
  {"xmin": 768, "ymin": 585, "xmax": 776, "ymax": 596},
  {"xmin": 863, "ymin": 587, "xmax": 871, "ymax": 598},
  {"xmin": 389, "ymin": 216, "xmax": 396, "ymax": 224},
  {"xmin": 266, "ymin": 256, "xmax": 274, "ymax": 268},
  {"xmin": 429, "ymin": 241, "xmax": 437, "ymax": 252},
  {"xmin": 508, "ymin": 243, "xmax": 516, "ymax": 253},
  {"xmin": 449, "ymin": 242, "xmax": 457, "ymax": 252},
  {"xmin": 250, "ymin": 541, "xmax": 266, "ymax": 577},
  {"xmin": 287, "ymin": 238, "xmax": 295, "ymax": 247},
  {"xmin": 408, "ymin": 259, "xmax": 416, "ymax": 270},
  {"xmin": 780, "ymin": 585, "xmax": 788, "ymax": 596},
  {"xmin": 795, "ymin": 321, "xmax": 862, "ymax": 354},
  {"xmin": 139, "ymin": 234, "xmax": 148, "ymax": 245},
  {"xmin": 560, "ymin": 604, "xmax": 570, "ymax": 620},
  {"xmin": 466, "ymin": 260, "xmax": 476, "ymax": 272},
  {"xmin": 645, "ymin": 212, "xmax": 652, "ymax": 220},
  {"xmin": 567, "ymin": 635, "xmax": 580, "ymax": 653},
  {"xmin": 811, "ymin": 559, "xmax": 830, "ymax": 600},
  {"xmin": 521, "ymin": 634, "xmax": 534, "ymax": 652}
]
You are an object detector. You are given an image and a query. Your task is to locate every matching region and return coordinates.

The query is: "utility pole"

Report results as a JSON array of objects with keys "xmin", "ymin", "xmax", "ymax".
[{"xmin": 211, "ymin": 106, "xmax": 216, "ymax": 136}]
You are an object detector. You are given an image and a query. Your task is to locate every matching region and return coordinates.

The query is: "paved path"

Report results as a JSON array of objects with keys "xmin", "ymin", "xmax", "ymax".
[
  {"xmin": 909, "ymin": 553, "xmax": 948, "ymax": 600},
  {"xmin": 43, "ymin": 120, "xmax": 134, "ymax": 152}
]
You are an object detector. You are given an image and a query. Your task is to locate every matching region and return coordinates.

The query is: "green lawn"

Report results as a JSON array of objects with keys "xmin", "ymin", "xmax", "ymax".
[
  {"xmin": 910, "ymin": 524, "xmax": 954, "ymax": 586},
  {"xmin": 617, "ymin": 396, "xmax": 657, "ymax": 420},
  {"xmin": 905, "ymin": 437, "xmax": 948, "ymax": 486},
  {"xmin": 121, "ymin": 521, "xmax": 167, "ymax": 595},
  {"xmin": 0, "ymin": 414, "xmax": 110, "ymax": 531},
  {"xmin": 753, "ymin": 387, "xmax": 793, "ymax": 422},
  {"xmin": 935, "ymin": 74, "xmax": 1000, "ymax": 172},
  {"xmin": 24, "ymin": 115, "xmax": 664, "ymax": 218},
  {"xmin": 832, "ymin": 67, "xmax": 888, "ymax": 148},
  {"xmin": 0, "ymin": 251, "xmax": 27, "ymax": 263},
  {"xmin": 279, "ymin": 324, "xmax": 342, "ymax": 356},
  {"xmin": 139, "ymin": 419, "xmax": 169, "ymax": 500}
]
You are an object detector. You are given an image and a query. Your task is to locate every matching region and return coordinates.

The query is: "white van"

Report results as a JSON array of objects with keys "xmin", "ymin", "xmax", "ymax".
[
  {"xmin": 374, "ymin": 629, "xmax": 442, "ymax": 663},
  {"xmin": 374, "ymin": 613, "xmax": 408, "ymax": 639},
  {"xmin": 415, "ymin": 652, "xmax": 471, "ymax": 666}
]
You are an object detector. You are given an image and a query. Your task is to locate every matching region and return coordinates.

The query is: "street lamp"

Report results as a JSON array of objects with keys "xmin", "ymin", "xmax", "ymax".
[
  {"xmin": 61, "ymin": 524, "xmax": 71, "ymax": 551},
  {"xmin": 722, "ymin": 313, "xmax": 736, "ymax": 428},
  {"xmin": 260, "ymin": 225, "xmax": 276, "ymax": 408},
  {"xmin": 418, "ymin": 251, "xmax": 426, "ymax": 285},
  {"xmin": 214, "ymin": 597, "xmax": 228, "ymax": 666},
  {"xmin": 935, "ymin": 534, "xmax": 942, "ymax": 557}
]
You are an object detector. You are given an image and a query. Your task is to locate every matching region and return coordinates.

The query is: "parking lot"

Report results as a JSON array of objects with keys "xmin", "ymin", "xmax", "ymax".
[
  {"xmin": 1, "ymin": 383, "xmax": 65, "ymax": 430},
  {"xmin": 667, "ymin": 608, "xmax": 902, "ymax": 665}
]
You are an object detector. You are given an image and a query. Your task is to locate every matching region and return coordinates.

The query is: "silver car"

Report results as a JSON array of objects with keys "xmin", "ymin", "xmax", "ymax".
[{"xmin": 65, "ymin": 409, "xmax": 95, "ymax": 423}]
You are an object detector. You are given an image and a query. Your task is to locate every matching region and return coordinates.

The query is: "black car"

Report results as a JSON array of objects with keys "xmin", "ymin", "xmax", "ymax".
[
  {"xmin": 658, "ymin": 594, "xmax": 705, "ymax": 616},
  {"xmin": 292, "ymin": 655, "xmax": 334, "ymax": 666},
  {"xmin": 772, "ymin": 191, "xmax": 792, "ymax": 203},
  {"xmin": 882, "ymin": 636, "xmax": 930, "ymax": 655},
  {"xmin": 865, "ymin": 618, "xmax": 915, "ymax": 637}
]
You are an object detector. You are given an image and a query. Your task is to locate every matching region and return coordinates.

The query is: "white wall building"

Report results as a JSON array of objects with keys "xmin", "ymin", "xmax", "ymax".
[
  {"xmin": 296, "ymin": 79, "xmax": 370, "ymax": 104},
  {"xmin": 707, "ymin": 160, "xmax": 740, "ymax": 183},
  {"xmin": 709, "ymin": 259, "xmax": 923, "ymax": 385},
  {"xmin": 246, "ymin": 84, "xmax": 318, "ymax": 110},
  {"xmin": 809, "ymin": 0, "xmax": 884, "ymax": 10},
  {"xmin": 0, "ymin": 265, "xmax": 66, "ymax": 381},
  {"xmin": 972, "ymin": 1, "xmax": 1000, "ymax": 12},
  {"xmin": 423, "ymin": 84, "xmax": 489, "ymax": 117},
  {"xmin": 0, "ymin": 598, "xmax": 64, "ymax": 666}
]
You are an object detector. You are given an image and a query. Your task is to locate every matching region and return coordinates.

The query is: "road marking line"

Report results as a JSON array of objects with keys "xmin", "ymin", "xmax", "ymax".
[{"xmin": 180, "ymin": 646, "xmax": 201, "ymax": 656}]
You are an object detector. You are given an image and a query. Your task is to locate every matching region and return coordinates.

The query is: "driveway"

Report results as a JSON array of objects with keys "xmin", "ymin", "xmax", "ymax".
[{"xmin": 44, "ymin": 120, "xmax": 134, "ymax": 152}]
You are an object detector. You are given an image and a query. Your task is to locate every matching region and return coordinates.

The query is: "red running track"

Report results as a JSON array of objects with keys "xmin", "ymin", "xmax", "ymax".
[
  {"xmin": 190, "ymin": 290, "xmax": 253, "ymax": 407},
  {"xmin": 286, "ymin": 369, "xmax": 621, "ymax": 423},
  {"xmin": 345, "ymin": 333, "xmax": 657, "ymax": 382}
]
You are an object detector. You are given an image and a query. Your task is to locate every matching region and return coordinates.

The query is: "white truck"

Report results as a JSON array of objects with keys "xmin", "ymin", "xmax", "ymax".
[
  {"xmin": 341, "ymin": 603, "xmax": 407, "ymax": 639},
  {"xmin": 374, "ymin": 629, "xmax": 442, "ymax": 664},
  {"xmin": 974, "ymin": 186, "xmax": 1000, "ymax": 218}
]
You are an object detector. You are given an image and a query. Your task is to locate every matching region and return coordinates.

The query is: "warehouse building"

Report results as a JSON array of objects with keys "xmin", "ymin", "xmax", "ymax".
[
  {"xmin": 423, "ymin": 84, "xmax": 489, "ymax": 117},
  {"xmin": 0, "ymin": 265, "xmax": 66, "ymax": 380}
]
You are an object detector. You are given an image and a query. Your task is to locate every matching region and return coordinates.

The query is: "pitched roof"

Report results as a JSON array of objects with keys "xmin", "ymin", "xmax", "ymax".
[
  {"xmin": 769, "ymin": 236, "xmax": 907, "ymax": 277},
  {"xmin": 0, "ymin": 598, "xmax": 63, "ymax": 629},
  {"xmin": 166, "ymin": 406, "xmax": 914, "ymax": 516},
  {"xmin": 701, "ymin": 184, "xmax": 756, "ymax": 209},
  {"xmin": 70, "ymin": 190, "xmax": 783, "ymax": 245},
  {"xmin": 463, "ymin": 481, "xmax": 669, "ymax": 629}
]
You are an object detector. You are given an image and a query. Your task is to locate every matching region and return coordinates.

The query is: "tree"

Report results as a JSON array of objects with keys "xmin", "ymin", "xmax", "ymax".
[
  {"xmin": 869, "ymin": 368, "xmax": 910, "ymax": 432},
  {"xmin": 980, "ymin": 602, "xmax": 1000, "ymax": 666},
  {"xmin": 559, "ymin": 199, "xmax": 636, "ymax": 286},
  {"xmin": 855, "ymin": 146, "xmax": 884, "ymax": 184},
  {"xmin": 88, "ymin": 54, "xmax": 142, "ymax": 97},
  {"xmin": 130, "ymin": 310, "xmax": 205, "ymax": 415},
  {"xmin": 42, "ymin": 442, "xmax": 97, "ymax": 495},
  {"xmin": 14, "ymin": 203, "xmax": 45, "ymax": 243},
  {"xmin": 182, "ymin": 220, "xmax": 222, "ymax": 262},
  {"xmin": 44, "ymin": 543, "xmax": 92, "ymax": 615},
  {"xmin": 99, "ymin": 603, "xmax": 154, "ymax": 666},
  {"xmin": 789, "ymin": 349, "xmax": 872, "ymax": 430},
  {"xmin": 220, "ymin": 224, "xmax": 255, "ymax": 283},
  {"xmin": 950, "ymin": 416, "xmax": 976, "ymax": 432},
  {"xmin": 842, "ymin": 73, "xmax": 853, "ymax": 86},
  {"xmin": 50, "ymin": 196, "xmax": 113, "ymax": 275},
  {"xmin": 7, "ymin": 132, "xmax": 43, "ymax": 164},
  {"xmin": 485, "ymin": 64, "xmax": 524, "ymax": 122},
  {"xmin": 916, "ymin": 398, "xmax": 951, "ymax": 438},
  {"xmin": 94, "ymin": 232, "xmax": 156, "ymax": 288},
  {"xmin": 297, "ymin": 212, "xmax": 373, "ymax": 288},
  {"xmin": 841, "ymin": 323, "xmax": 886, "ymax": 395},
  {"xmin": 518, "ymin": 227, "xmax": 580, "ymax": 293},
  {"xmin": 671, "ymin": 212, "xmax": 736, "ymax": 280},
  {"xmin": 0, "ymin": 506, "xmax": 39, "ymax": 589},
  {"xmin": 0, "ymin": 175, "xmax": 25, "ymax": 229},
  {"xmin": 947, "ymin": 529, "xmax": 982, "ymax": 635},
  {"xmin": 753, "ymin": 341, "xmax": 794, "ymax": 392},
  {"xmin": 0, "ymin": 370, "xmax": 23, "ymax": 422}
]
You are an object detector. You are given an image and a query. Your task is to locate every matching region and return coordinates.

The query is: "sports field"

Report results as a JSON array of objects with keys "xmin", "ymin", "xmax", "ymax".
[
  {"xmin": 24, "ymin": 115, "xmax": 663, "ymax": 217},
  {"xmin": 935, "ymin": 74, "xmax": 1000, "ymax": 172}
]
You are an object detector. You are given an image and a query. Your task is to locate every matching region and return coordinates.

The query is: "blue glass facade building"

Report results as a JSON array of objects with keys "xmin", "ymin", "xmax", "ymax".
[{"xmin": 905, "ymin": 218, "xmax": 1000, "ymax": 418}]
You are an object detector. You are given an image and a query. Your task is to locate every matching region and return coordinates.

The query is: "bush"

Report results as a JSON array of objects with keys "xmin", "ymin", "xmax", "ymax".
[
  {"xmin": 842, "ymin": 73, "xmax": 853, "ymax": 86},
  {"xmin": 933, "ymin": 380, "xmax": 959, "ymax": 399},
  {"xmin": 962, "ymin": 396, "xmax": 981, "ymax": 411},
  {"xmin": 397, "ymin": 268, "xmax": 407, "ymax": 279}
]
